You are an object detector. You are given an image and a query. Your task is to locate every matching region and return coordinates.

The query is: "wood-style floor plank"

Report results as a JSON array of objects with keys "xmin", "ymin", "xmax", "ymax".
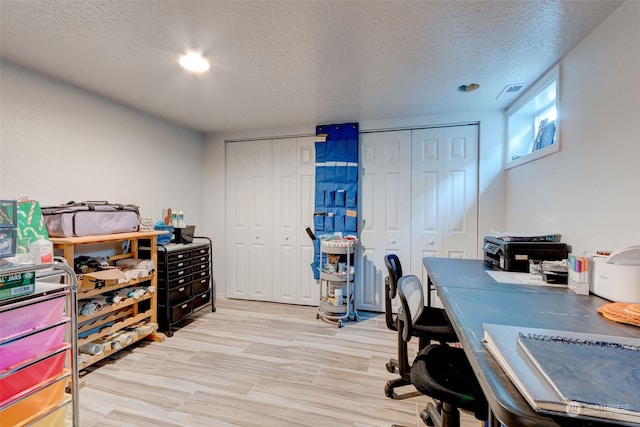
[{"xmin": 78, "ymin": 298, "xmax": 480, "ymax": 427}]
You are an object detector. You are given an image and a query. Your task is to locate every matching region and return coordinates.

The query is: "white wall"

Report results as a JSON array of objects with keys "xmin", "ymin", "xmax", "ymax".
[
  {"xmin": 0, "ymin": 62, "xmax": 206, "ymax": 229},
  {"xmin": 505, "ymin": 1, "xmax": 640, "ymax": 255},
  {"xmin": 204, "ymin": 112, "xmax": 506, "ymax": 297}
]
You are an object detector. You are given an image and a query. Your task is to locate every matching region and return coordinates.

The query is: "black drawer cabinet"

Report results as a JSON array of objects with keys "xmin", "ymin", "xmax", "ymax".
[{"xmin": 144, "ymin": 236, "xmax": 215, "ymax": 336}]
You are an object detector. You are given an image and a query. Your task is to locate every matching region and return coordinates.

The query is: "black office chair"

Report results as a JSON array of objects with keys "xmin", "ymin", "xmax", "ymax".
[
  {"xmin": 383, "ymin": 255, "xmax": 457, "ymax": 398},
  {"xmin": 397, "ymin": 275, "xmax": 487, "ymax": 427}
]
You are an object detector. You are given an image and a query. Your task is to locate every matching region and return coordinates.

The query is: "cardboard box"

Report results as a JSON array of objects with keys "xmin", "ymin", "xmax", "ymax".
[
  {"xmin": 79, "ymin": 268, "xmax": 126, "ymax": 293},
  {"xmin": 0, "ymin": 270, "xmax": 35, "ymax": 301}
]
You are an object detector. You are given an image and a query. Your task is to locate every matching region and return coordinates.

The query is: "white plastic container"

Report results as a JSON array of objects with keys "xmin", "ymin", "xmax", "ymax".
[{"xmin": 29, "ymin": 235, "xmax": 53, "ymax": 264}]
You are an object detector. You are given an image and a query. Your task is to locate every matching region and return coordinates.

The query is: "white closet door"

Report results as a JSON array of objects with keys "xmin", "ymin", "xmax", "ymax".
[
  {"xmin": 225, "ymin": 140, "xmax": 273, "ymax": 301},
  {"xmin": 271, "ymin": 136, "xmax": 316, "ymax": 305},
  {"xmin": 442, "ymin": 125, "xmax": 478, "ymax": 260},
  {"xmin": 410, "ymin": 128, "xmax": 445, "ymax": 278},
  {"xmin": 272, "ymin": 138, "xmax": 298, "ymax": 304},
  {"xmin": 410, "ymin": 125, "xmax": 478, "ymax": 305},
  {"xmin": 296, "ymin": 136, "xmax": 318, "ymax": 306},
  {"xmin": 358, "ymin": 131, "xmax": 412, "ymax": 312}
]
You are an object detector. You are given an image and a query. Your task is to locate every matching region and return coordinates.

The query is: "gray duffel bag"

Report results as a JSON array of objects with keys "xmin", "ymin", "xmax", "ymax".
[{"xmin": 42, "ymin": 201, "xmax": 140, "ymax": 237}]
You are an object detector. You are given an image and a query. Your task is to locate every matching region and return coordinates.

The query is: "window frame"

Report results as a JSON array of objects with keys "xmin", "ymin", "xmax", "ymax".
[{"xmin": 505, "ymin": 64, "xmax": 560, "ymax": 169}]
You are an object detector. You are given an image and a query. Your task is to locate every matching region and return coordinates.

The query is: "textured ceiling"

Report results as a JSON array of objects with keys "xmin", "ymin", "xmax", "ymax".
[{"xmin": 0, "ymin": 0, "xmax": 624, "ymax": 134}]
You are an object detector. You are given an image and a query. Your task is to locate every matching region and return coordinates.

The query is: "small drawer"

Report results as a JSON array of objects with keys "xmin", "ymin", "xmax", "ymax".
[
  {"xmin": 170, "ymin": 301, "xmax": 192, "ymax": 323},
  {"xmin": 168, "ymin": 257, "xmax": 192, "ymax": 271},
  {"xmin": 166, "ymin": 274, "xmax": 191, "ymax": 289},
  {"xmin": 192, "ymin": 268, "xmax": 209, "ymax": 280},
  {"xmin": 192, "ymin": 277, "xmax": 210, "ymax": 295},
  {"xmin": 0, "ymin": 293, "xmax": 66, "ymax": 339},
  {"xmin": 168, "ymin": 284, "xmax": 191, "ymax": 305},
  {"xmin": 166, "ymin": 250, "xmax": 191, "ymax": 264},
  {"xmin": 192, "ymin": 246, "xmax": 210, "ymax": 257},
  {"xmin": 191, "ymin": 262, "xmax": 208, "ymax": 274},
  {"xmin": 0, "ymin": 371, "xmax": 68, "ymax": 426},
  {"xmin": 167, "ymin": 267, "xmax": 192, "ymax": 282},
  {"xmin": 0, "ymin": 347, "xmax": 67, "ymax": 402},
  {"xmin": 192, "ymin": 291, "xmax": 211, "ymax": 310},
  {"xmin": 192, "ymin": 253, "xmax": 210, "ymax": 265},
  {"xmin": 0, "ymin": 322, "xmax": 67, "ymax": 371}
]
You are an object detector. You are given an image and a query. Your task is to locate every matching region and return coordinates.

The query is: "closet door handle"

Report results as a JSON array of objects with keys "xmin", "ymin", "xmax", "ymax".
[{"xmin": 255, "ymin": 235, "xmax": 260, "ymax": 240}]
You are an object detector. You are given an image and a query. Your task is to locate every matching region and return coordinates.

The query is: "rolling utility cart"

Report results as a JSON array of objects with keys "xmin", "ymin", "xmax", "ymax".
[
  {"xmin": 316, "ymin": 239, "xmax": 357, "ymax": 328},
  {"xmin": 0, "ymin": 261, "xmax": 79, "ymax": 426}
]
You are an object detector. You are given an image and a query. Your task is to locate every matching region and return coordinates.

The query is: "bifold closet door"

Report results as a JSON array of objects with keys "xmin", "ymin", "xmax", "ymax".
[
  {"xmin": 226, "ymin": 140, "xmax": 273, "ymax": 301},
  {"xmin": 272, "ymin": 137, "xmax": 317, "ymax": 306},
  {"xmin": 357, "ymin": 125, "xmax": 478, "ymax": 312},
  {"xmin": 410, "ymin": 125, "xmax": 478, "ymax": 305},
  {"xmin": 358, "ymin": 130, "xmax": 412, "ymax": 312}
]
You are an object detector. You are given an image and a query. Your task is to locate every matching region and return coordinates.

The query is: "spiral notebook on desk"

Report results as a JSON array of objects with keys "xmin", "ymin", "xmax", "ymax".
[{"xmin": 483, "ymin": 324, "xmax": 640, "ymax": 424}]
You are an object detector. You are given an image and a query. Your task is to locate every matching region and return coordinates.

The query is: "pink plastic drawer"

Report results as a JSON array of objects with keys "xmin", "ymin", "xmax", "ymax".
[
  {"xmin": 0, "ymin": 294, "xmax": 66, "ymax": 339},
  {"xmin": 0, "ymin": 322, "xmax": 67, "ymax": 371},
  {"xmin": 0, "ymin": 347, "xmax": 67, "ymax": 402}
]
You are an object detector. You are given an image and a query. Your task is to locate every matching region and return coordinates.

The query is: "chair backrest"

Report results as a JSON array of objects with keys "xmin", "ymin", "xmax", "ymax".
[
  {"xmin": 397, "ymin": 275, "xmax": 425, "ymax": 342},
  {"xmin": 384, "ymin": 254, "xmax": 403, "ymax": 330}
]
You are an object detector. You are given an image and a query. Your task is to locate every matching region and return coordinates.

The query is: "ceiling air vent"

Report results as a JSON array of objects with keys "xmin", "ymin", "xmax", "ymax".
[{"xmin": 496, "ymin": 83, "xmax": 527, "ymax": 100}]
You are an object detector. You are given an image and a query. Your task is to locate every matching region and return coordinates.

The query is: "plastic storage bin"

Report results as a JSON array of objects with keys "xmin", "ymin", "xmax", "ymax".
[
  {"xmin": 25, "ymin": 397, "xmax": 70, "ymax": 427},
  {"xmin": 0, "ymin": 322, "xmax": 67, "ymax": 370},
  {"xmin": 0, "ymin": 347, "xmax": 67, "ymax": 402},
  {"xmin": 0, "ymin": 371, "xmax": 67, "ymax": 426},
  {"xmin": 0, "ymin": 294, "xmax": 66, "ymax": 339}
]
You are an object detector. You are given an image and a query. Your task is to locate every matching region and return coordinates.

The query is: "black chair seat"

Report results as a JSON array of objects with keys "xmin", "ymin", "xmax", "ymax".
[
  {"xmin": 410, "ymin": 344, "xmax": 488, "ymax": 421},
  {"xmin": 412, "ymin": 306, "xmax": 458, "ymax": 344}
]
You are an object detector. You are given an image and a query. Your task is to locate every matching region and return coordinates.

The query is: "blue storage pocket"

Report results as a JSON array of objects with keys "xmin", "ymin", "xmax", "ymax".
[
  {"xmin": 346, "ymin": 189, "xmax": 357, "ymax": 208},
  {"xmin": 315, "ymin": 165, "xmax": 325, "ymax": 183},
  {"xmin": 345, "ymin": 215, "xmax": 357, "ymax": 232},
  {"xmin": 325, "ymin": 165, "xmax": 336, "ymax": 183},
  {"xmin": 324, "ymin": 215, "xmax": 334, "ymax": 232},
  {"xmin": 335, "ymin": 190, "xmax": 346, "ymax": 207},
  {"xmin": 313, "ymin": 214, "xmax": 324, "ymax": 231},
  {"xmin": 315, "ymin": 141, "xmax": 326, "ymax": 163},
  {"xmin": 326, "ymin": 140, "xmax": 337, "ymax": 160},
  {"xmin": 336, "ymin": 139, "xmax": 347, "ymax": 159},
  {"xmin": 315, "ymin": 190, "xmax": 325, "ymax": 208},
  {"xmin": 347, "ymin": 139, "xmax": 358, "ymax": 162},
  {"xmin": 336, "ymin": 163, "xmax": 347, "ymax": 182},
  {"xmin": 334, "ymin": 215, "xmax": 345, "ymax": 232},
  {"xmin": 325, "ymin": 190, "xmax": 335, "ymax": 207},
  {"xmin": 347, "ymin": 164, "xmax": 358, "ymax": 183}
]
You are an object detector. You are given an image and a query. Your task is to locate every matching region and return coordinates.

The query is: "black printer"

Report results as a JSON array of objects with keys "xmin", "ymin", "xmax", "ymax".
[{"xmin": 483, "ymin": 236, "xmax": 568, "ymax": 272}]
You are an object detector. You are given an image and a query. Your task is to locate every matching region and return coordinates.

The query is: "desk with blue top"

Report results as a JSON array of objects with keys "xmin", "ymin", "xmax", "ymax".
[{"xmin": 423, "ymin": 257, "xmax": 640, "ymax": 427}]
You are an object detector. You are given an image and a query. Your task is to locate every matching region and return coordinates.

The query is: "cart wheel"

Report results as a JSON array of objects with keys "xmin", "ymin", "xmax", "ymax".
[
  {"xmin": 338, "ymin": 320, "xmax": 343, "ymax": 328},
  {"xmin": 315, "ymin": 313, "xmax": 319, "ymax": 319},
  {"xmin": 166, "ymin": 330, "xmax": 174, "ymax": 337},
  {"xmin": 385, "ymin": 362, "xmax": 396, "ymax": 373},
  {"xmin": 385, "ymin": 383, "xmax": 396, "ymax": 398}
]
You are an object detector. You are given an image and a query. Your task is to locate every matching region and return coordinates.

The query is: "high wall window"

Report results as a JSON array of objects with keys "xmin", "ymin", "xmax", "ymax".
[{"xmin": 506, "ymin": 64, "xmax": 560, "ymax": 168}]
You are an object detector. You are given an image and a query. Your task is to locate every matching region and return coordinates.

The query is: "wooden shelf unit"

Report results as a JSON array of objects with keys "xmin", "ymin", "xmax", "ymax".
[{"xmin": 50, "ymin": 231, "xmax": 166, "ymax": 370}]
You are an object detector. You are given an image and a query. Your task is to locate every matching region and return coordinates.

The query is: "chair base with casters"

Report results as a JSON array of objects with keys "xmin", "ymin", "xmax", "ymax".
[
  {"xmin": 383, "ymin": 255, "xmax": 458, "ymax": 399},
  {"xmin": 385, "ymin": 306, "xmax": 458, "ymax": 398},
  {"xmin": 410, "ymin": 344, "xmax": 488, "ymax": 427}
]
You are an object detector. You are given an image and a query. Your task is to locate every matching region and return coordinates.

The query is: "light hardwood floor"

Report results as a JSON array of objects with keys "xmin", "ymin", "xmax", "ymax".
[{"xmin": 78, "ymin": 298, "xmax": 479, "ymax": 427}]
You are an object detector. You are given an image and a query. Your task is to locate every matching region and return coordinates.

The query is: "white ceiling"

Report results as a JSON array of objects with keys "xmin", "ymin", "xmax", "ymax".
[{"xmin": 0, "ymin": 0, "xmax": 624, "ymax": 134}]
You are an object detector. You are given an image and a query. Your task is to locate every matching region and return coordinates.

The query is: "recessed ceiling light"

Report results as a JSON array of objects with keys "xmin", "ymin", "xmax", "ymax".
[
  {"xmin": 458, "ymin": 83, "xmax": 480, "ymax": 92},
  {"xmin": 179, "ymin": 52, "xmax": 210, "ymax": 73}
]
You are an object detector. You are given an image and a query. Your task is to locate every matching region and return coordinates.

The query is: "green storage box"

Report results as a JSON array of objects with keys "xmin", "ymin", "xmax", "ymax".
[{"xmin": 0, "ymin": 271, "xmax": 35, "ymax": 300}]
